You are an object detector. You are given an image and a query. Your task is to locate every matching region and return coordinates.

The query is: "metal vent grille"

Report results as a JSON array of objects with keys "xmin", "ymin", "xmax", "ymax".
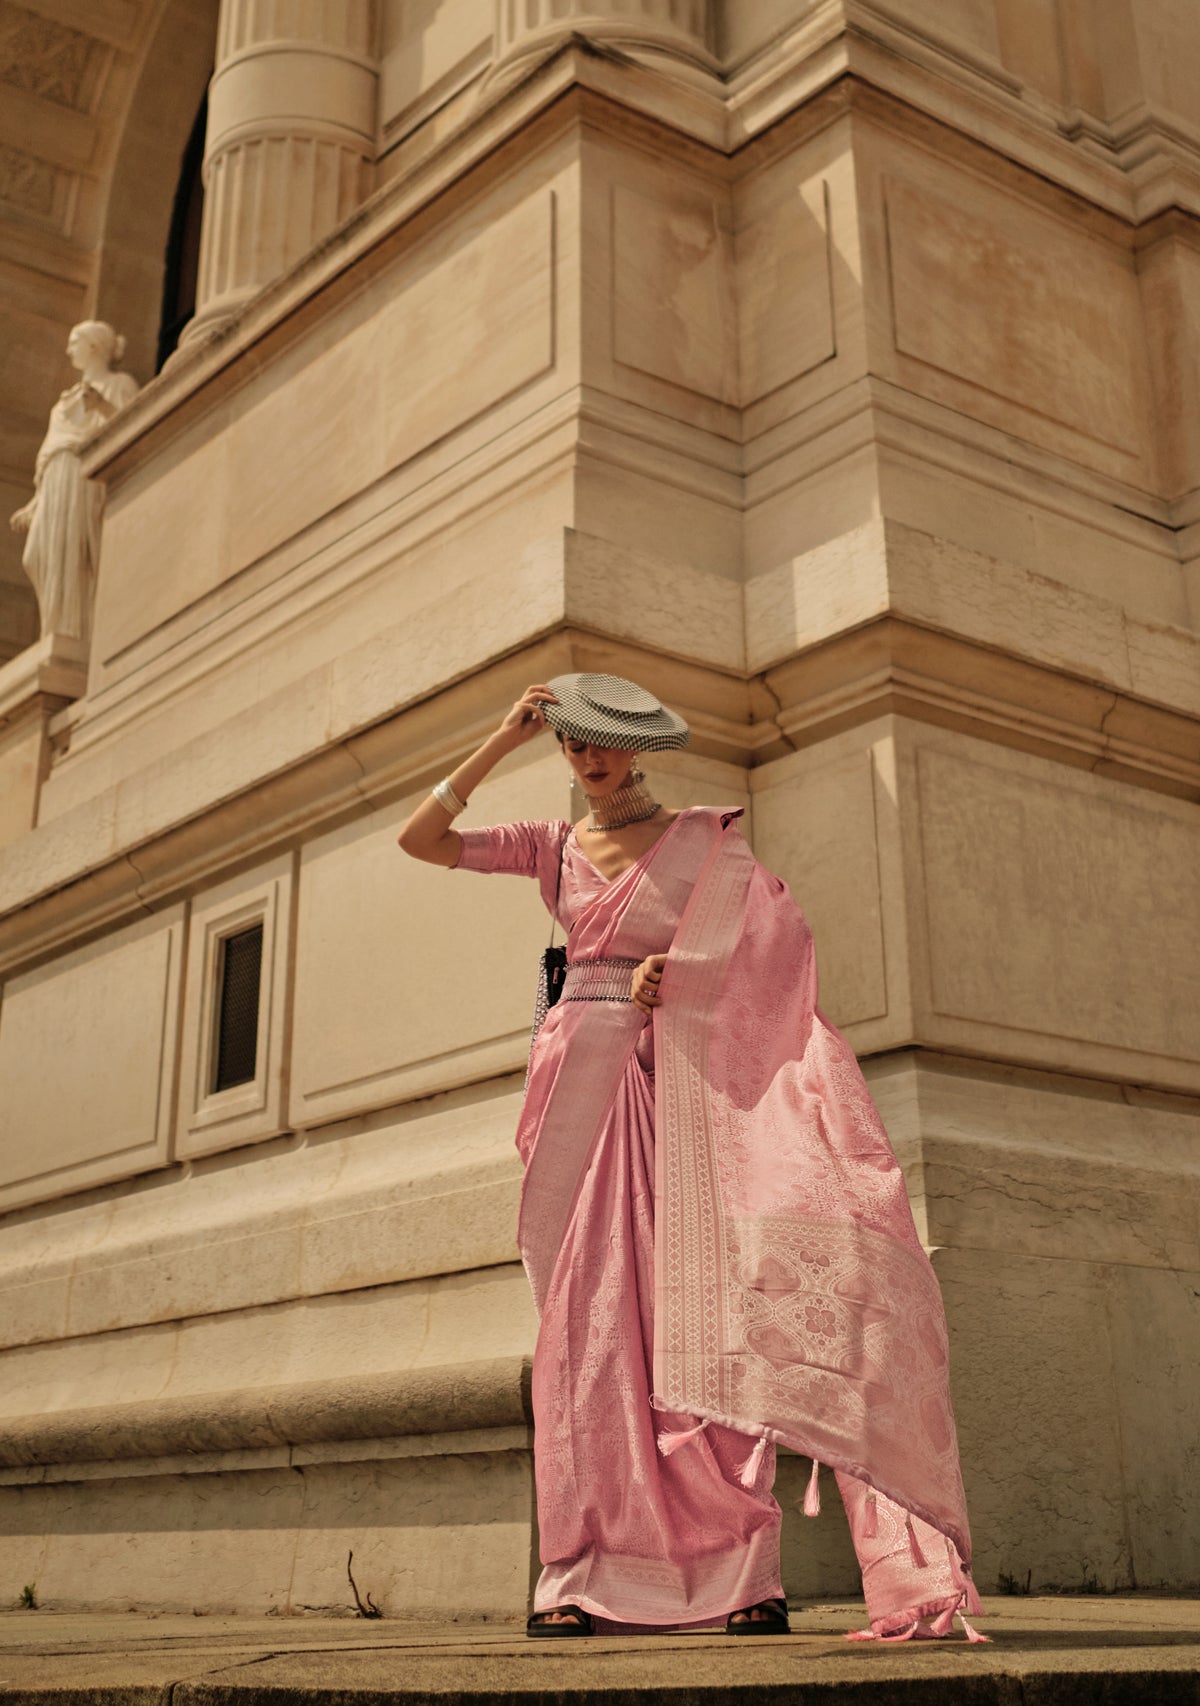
[{"xmin": 212, "ymin": 923, "xmax": 263, "ymax": 1092}]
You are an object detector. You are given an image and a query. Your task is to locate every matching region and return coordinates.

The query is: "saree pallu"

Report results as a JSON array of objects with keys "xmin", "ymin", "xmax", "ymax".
[{"xmin": 453, "ymin": 805, "xmax": 983, "ymax": 1638}]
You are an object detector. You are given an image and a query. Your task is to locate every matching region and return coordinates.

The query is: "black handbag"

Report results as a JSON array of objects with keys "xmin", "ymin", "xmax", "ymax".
[{"xmin": 529, "ymin": 829, "xmax": 569, "ymax": 1061}]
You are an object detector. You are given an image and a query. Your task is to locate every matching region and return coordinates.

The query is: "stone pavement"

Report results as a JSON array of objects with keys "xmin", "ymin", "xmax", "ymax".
[{"xmin": 0, "ymin": 1597, "xmax": 1197, "ymax": 1705}]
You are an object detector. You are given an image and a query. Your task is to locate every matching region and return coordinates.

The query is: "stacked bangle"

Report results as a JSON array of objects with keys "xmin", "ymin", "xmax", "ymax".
[{"xmin": 432, "ymin": 777, "xmax": 467, "ymax": 816}]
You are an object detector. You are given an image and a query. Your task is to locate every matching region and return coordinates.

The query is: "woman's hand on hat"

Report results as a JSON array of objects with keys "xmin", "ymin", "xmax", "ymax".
[
  {"xmin": 631, "ymin": 954, "xmax": 667, "ymax": 1014},
  {"xmin": 497, "ymin": 685, "xmax": 560, "ymax": 749}
]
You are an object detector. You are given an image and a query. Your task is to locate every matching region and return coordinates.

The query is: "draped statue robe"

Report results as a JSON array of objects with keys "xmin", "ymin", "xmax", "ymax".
[{"xmin": 453, "ymin": 804, "xmax": 984, "ymax": 1638}]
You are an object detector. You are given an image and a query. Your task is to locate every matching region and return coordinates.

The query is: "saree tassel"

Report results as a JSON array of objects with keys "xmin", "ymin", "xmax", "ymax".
[
  {"xmin": 862, "ymin": 1491, "xmax": 878, "ymax": 1538},
  {"xmin": 905, "ymin": 1514, "xmax": 929, "ymax": 1569},
  {"xmin": 844, "ymin": 1621, "xmax": 919, "ymax": 1643},
  {"xmin": 928, "ymin": 1601, "xmax": 958, "ymax": 1638},
  {"xmin": 803, "ymin": 1457, "xmax": 821, "ymax": 1516},
  {"xmin": 957, "ymin": 1610, "xmax": 990, "ymax": 1644},
  {"xmin": 735, "ymin": 1435, "xmax": 768, "ymax": 1488},
  {"xmin": 657, "ymin": 1417, "xmax": 709, "ymax": 1458}
]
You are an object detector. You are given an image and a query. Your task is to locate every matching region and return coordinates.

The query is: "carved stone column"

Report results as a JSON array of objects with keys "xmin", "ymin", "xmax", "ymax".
[
  {"xmin": 485, "ymin": 0, "xmax": 716, "ymax": 98},
  {"xmin": 182, "ymin": 0, "xmax": 376, "ymax": 342}
]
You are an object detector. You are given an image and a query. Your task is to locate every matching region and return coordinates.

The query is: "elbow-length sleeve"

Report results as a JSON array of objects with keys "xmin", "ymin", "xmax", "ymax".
[{"xmin": 453, "ymin": 819, "xmax": 571, "ymax": 920}]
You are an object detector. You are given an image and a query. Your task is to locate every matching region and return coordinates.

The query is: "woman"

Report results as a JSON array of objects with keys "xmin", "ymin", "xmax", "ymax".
[
  {"xmin": 398, "ymin": 672, "xmax": 986, "ymax": 1642},
  {"xmin": 9, "ymin": 320, "xmax": 138, "ymax": 641}
]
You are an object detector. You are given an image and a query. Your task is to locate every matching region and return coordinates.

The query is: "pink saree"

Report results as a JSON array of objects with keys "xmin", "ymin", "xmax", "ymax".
[{"xmin": 453, "ymin": 805, "xmax": 984, "ymax": 1638}]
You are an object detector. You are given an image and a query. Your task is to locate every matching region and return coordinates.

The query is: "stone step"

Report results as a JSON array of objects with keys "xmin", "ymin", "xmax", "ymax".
[{"xmin": 1, "ymin": 1599, "xmax": 1198, "ymax": 1705}]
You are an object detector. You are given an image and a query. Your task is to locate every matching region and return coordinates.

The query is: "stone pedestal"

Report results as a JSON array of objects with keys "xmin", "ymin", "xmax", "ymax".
[
  {"xmin": 183, "ymin": 0, "xmax": 376, "ymax": 341},
  {"xmin": 0, "ymin": 635, "xmax": 87, "ymax": 850}
]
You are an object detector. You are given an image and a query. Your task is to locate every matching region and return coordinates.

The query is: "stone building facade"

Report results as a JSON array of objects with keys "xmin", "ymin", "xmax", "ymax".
[{"xmin": 0, "ymin": 0, "xmax": 1196, "ymax": 1616}]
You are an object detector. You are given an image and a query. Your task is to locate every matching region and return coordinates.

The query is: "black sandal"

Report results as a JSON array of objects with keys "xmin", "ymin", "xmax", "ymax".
[
  {"xmin": 526, "ymin": 1604, "xmax": 594, "ymax": 1638},
  {"xmin": 726, "ymin": 1596, "xmax": 790, "ymax": 1635}
]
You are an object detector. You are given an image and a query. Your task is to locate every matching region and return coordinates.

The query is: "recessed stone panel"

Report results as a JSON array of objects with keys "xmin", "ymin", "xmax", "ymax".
[
  {"xmin": 751, "ymin": 745, "xmax": 889, "ymax": 1030},
  {"xmin": 380, "ymin": 188, "xmax": 556, "ymax": 471},
  {"xmin": 884, "ymin": 172, "xmax": 1152, "ymax": 472},
  {"xmin": 611, "ymin": 179, "xmax": 735, "ymax": 403},
  {"xmin": 0, "ymin": 905, "xmax": 184, "ymax": 1210},
  {"xmin": 737, "ymin": 174, "xmax": 836, "ymax": 404},
  {"xmin": 915, "ymin": 741, "xmax": 1200, "ymax": 1071}
]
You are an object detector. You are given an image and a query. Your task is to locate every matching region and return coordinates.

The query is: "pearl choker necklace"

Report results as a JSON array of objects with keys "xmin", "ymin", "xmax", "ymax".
[{"xmin": 585, "ymin": 775, "xmax": 662, "ymax": 832}]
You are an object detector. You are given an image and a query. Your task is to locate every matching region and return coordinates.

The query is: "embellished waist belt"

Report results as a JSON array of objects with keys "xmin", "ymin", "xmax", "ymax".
[{"xmin": 561, "ymin": 956, "xmax": 641, "ymax": 1003}]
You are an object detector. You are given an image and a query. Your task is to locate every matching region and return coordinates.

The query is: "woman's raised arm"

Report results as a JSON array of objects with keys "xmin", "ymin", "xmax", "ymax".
[{"xmin": 396, "ymin": 684, "xmax": 561, "ymax": 866}]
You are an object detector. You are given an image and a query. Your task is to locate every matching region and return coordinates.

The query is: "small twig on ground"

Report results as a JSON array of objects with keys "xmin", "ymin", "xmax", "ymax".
[{"xmin": 346, "ymin": 1549, "xmax": 382, "ymax": 1619}]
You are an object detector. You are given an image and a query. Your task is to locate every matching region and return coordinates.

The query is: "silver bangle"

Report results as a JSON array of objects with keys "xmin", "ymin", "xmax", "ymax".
[{"xmin": 432, "ymin": 777, "xmax": 467, "ymax": 816}]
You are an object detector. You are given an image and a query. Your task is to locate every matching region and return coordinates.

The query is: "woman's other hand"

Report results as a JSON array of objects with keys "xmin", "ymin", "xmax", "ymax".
[
  {"xmin": 631, "ymin": 953, "xmax": 667, "ymax": 1013},
  {"xmin": 496, "ymin": 684, "xmax": 560, "ymax": 750}
]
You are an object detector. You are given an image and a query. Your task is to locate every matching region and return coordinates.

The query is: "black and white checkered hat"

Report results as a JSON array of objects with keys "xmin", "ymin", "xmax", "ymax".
[{"xmin": 542, "ymin": 673, "xmax": 689, "ymax": 751}]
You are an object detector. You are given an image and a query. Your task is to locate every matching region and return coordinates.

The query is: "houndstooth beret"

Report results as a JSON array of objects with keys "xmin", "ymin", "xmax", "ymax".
[{"xmin": 541, "ymin": 673, "xmax": 690, "ymax": 751}]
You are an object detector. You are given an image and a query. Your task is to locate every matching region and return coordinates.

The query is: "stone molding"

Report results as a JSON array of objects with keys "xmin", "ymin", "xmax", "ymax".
[
  {"xmin": 0, "ymin": 615, "xmax": 1195, "ymax": 982},
  {"xmin": 0, "ymin": 1356, "xmax": 533, "ymax": 1470}
]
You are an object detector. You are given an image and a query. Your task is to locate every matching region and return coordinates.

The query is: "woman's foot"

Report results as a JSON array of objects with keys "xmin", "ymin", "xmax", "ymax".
[
  {"xmin": 726, "ymin": 1596, "xmax": 790, "ymax": 1635},
  {"xmin": 526, "ymin": 1604, "xmax": 594, "ymax": 1638}
]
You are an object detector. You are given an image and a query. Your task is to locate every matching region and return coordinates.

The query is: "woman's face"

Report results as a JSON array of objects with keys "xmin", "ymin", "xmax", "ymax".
[{"xmin": 562, "ymin": 739, "xmax": 637, "ymax": 799}]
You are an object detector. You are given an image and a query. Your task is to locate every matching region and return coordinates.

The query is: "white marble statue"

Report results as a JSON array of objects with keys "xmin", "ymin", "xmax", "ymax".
[{"xmin": 9, "ymin": 321, "xmax": 139, "ymax": 641}]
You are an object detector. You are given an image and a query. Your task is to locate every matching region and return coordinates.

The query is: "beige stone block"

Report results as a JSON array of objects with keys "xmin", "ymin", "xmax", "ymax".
[
  {"xmin": 872, "ymin": 1056, "xmax": 1200, "ymax": 1270},
  {"xmin": 877, "ymin": 448, "xmax": 1188, "ymax": 636},
  {"xmin": 744, "ymin": 441, "xmax": 880, "ymax": 584},
  {"xmin": 227, "ymin": 316, "xmax": 384, "ymax": 575},
  {"xmin": 379, "ymin": 0, "xmax": 491, "ymax": 131},
  {"xmin": 880, "ymin": 170, "xmax": 1154, "ymax": 481},
  {"xmin": 573, "ymin": 451, "xmax": 741, "ymax": 586},
  {"xmin": 910, "ymin": 734, "xmax": 1200, "ymax": 1086},
  {"xmin": 175, "ymin": 853, "xmax": 295, "ymax": 1161},
  {"xmin": 0, "ymin": 905, "xmax": 185, "ymax": 1212},
  {"xmin": 0, "ymin": 1446, "xmax": 534, "ymax": 1616},
  {"xmin": 718, "ymin": 0, "xmax": 813, "ymax": 67},
  {"xmin": 936, "ymin": 1247, "xmax": 1133, "ymax": 1592},
  {"xmin": 0, "ymin": 1266, "xmax": 535, "ymax": 1423},
  {"xmin": 91, "ymin": 415, "xmax": 231, "ymax": 669},
  {"xmin": 751, "ymin": 744, "xmax": 890, "ymax": 1032},
  {"xmin": 0, "ymin": 715, "xmax": 45, "ymax": 847},
  {"xmin": 1138, "ymin": 226, "xmax": 1200, "ymax": 503},
  {"xmin": 995, "ymin": 0, "xmax": 1068, "ymax": 100},
  {"xmin": 562, "ymin": 527, "xmax": 744, "ymax": 673},
  {"xmin": 380, "ymin": 189, "xmax": 556, "ymax": 472},
  {"xmin": 1128, "ymin": 0, "xmax": 1200, "ymax": 133},
  {"xmin": 885, "ymin": 520, "xmax": 1135, "ymax": 697},
  {"xmin": 737, "ymin": 173, "xmax": 835, "ymax": 406},
  {"xmin": 611, "ymin": 179, "xmax": 735, "ymax": 404},
  {"xmin": 893, "ymin": 0, "xmax": 1001, "ymax": 59},
  {"xmin": 1124, "ymin": 614, "xmax": 1200, "ymax": 720},
  {"xmin": 925, "ymin": 1123, "xmax": 1197, "ymax": 1274},
  {"xmin": 285, "ymin": 1450, "xmax": 534, "ymax": 1617},
  {"xmin": 745, "ymin": 514, "xmax": 889, "ymax": 674},
  {"xmin": 291, "ymin": 751, "xmax": 568, "ymax": 1128},
  {"xmin": 1106, "ymin": 1263, "xmax": 1200, "ymax": 1587}
]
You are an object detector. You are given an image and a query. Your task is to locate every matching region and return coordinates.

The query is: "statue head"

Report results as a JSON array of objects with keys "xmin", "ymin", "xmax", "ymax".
[{"xmin": 66, "ymin": 321, "xmax": 126, "ymax": 372}]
